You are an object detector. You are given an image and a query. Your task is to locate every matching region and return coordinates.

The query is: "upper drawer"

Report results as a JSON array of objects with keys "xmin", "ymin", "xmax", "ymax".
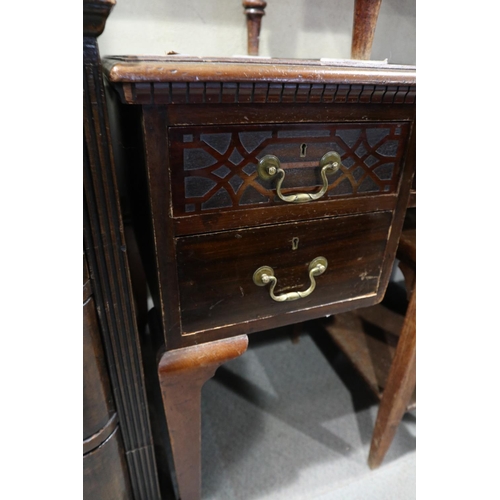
[{"xmin": 169, "ymin": 122, "xmax": 410, "ymax": 235}]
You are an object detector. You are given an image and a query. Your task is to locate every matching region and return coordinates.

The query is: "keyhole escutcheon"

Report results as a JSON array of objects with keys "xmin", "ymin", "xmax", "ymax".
[{"xmin": 300, "ymin": 143, "xmax": 307, "ymax": 157}]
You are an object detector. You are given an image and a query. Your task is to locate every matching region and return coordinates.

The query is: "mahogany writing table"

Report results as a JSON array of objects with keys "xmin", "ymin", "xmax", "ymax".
[{"xmin": 104, "ymin": 56, "xmax": 416, "ymax": 500}]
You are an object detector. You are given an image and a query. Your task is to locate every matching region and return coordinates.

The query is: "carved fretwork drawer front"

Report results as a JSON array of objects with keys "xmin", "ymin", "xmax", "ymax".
[
  {"xmin": 104, "ymin": 56, "xmax": 416, "ymax": 349},
  {"xmin": 169, "ymin": 122, "xmax": 410, "ymax": 235}
]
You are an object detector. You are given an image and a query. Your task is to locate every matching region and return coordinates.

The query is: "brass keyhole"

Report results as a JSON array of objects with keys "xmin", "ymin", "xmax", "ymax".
[
  {"xmin": 300, "ymin": 143, "xmax": 307, "ymax": 157},
  {"xmin": 292, "ymin": 237, "xmax": 299, "ymax": 250}
]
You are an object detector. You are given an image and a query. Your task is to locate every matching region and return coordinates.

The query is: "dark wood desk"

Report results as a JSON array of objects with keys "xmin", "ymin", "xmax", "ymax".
[{"xmin": 104, "ymin": 56, "xmax": 416, "ymax": 500}]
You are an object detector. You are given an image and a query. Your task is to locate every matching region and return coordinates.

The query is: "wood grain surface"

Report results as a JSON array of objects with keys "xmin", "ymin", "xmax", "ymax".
[
  {"xmin": 176, "ymin": 211, "xmax": 392, "ymax": 336},
  {"xmin": 158, "ymin": 335, "xmax": 249, "ymax": 500},
  {"xmin": 83, "ymin": 427, "xmax": 133, "ymax": 500}
]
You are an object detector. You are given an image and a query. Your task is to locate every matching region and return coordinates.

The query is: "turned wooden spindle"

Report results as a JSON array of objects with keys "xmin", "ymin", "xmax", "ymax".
[
  {"xmin": 243, "ymin": 0, "xmax": 267, "ymax": 56},
  {"xmin": 351, "ymin": 0, "xmax": 383, "ymax": 60}
]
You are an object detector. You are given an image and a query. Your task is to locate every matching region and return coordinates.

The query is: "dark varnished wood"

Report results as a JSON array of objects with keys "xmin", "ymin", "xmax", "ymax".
[
  {"xmin": 105, "ymin": 56, "xmax": 416, "ymax": 498},
  {"xmin": 104, "ymin": 56, "xmax": 416, "ymax": 87},
  {"xmin": 174, "ymin": 194, "xmax": 397, "ymax": 236},
  {"xmin": 351, "ymin": 0, "xmax": 383, "ymax": 60},
  {"xmin": 140, "ymin": 105, "xmax": 183, "ymax": 349},
  {"xmin": 83, "ymin": 0, "xmax": 115, "ymax": 37},
  {"xmin": 165, "ymin": 103, "xmax": 415, "ymax": 127},
  {"xmin": 83, "ymin": 427, "xmax": 133, "ymax": 500},
  {"xmin": 83, "ymin": 252, "xmax": 92, "ymax": 302},
  {"xmin": 375, "ymin": 123, "xmax": 415, "ymax": 300},
  {"xmin": 355, "ymin": 302, "xmax": 405, "ymax": 338},
  {"xmin": 83, "ymin": 282, "xmax": 92, "ymax": 303},
  {"xmin": 83, "ymin": 251, "xmax": 90, "ymax": 284},
  {"xmin": 398, "ymin": 228, "xmax": 416, "ymax": 265},
  {"xmin": 83, "ymin": 249, "xmax": 131, "ymax": 494},
  {"xmin": 368, "ymin": 284, "xmax": 416, "ymax": 469},
  {"xmin": 408, "ymin": 191, "xmax": 416, "ymax": 208},
  {"xmin": 83, "ymin": 413, "xmax": 119, "ymax": 455},
  {"xmin": 83, "ymin": 296, "xmax": 115, "ymax": 440},
  {"xmin": 124, "ymin": 224, "xmax": 149, "ymax": 333},
  {"xmin": 243, "ymin": 0, "xmax": 267, "ymax": 56},
  {"xmin": 158, "ymin": 335, "xmax": 249, "ymax": 500},
  {"xmin": 105, "ymin": 63, "xmax": 415, "ymax": 351},
  {"xmin": 110, "ymin": 79, "xmax": 415, "ymax": 106},
  {"xmin": 177, "ymin": 212, "xmax": 392, "ymax": 336},
  {"xmin": 169, "ymin": 122, "xmax": 409, "ymax": 224},
  {"xmin": 180, "ymin": 294, "xmax": 387, "ymax": 350},
  {"xmin": 83, "ymin": 1, "xmax": 161, "ymax": 497}
]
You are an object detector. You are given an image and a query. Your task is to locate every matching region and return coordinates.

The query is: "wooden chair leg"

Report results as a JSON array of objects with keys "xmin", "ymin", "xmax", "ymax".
[
  {"xmin": 351, "ymin": 0, "xmax": 383, "ymax": 60},
  {"xmin": 368, "ymin": 286, "xmax": 416, "ymax": 469},
  {"xmin": 158, "ymin": 335, "xmax": 249, "ymax": 500}
]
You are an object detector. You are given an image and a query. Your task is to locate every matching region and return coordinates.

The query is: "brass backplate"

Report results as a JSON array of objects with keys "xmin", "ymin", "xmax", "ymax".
[
  {"xmin": 319, "ymin": 151, "xmax": 342, "ymax": 173},
  {"xmin": 257, "ymin": 155, "xmax": 280, "ymax": 180},
  {"xmin": 308, "ymin": 256, "xmax": 328, "ymax": 273},
  {"xmin": 253, "ymin": 265, "xmax": 275, "ymax": 286}
]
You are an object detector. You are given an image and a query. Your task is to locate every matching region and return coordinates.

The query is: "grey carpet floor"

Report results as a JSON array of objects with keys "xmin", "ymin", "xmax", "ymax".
[{"xmin": 199, "ymin": 324, "xmax": 416, "ymax": 500}]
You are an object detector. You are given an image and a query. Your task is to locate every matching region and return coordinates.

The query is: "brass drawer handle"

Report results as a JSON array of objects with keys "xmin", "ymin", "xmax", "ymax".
[
  {"xmin": 257, "ymin": 151, "xmax": 342, "ymax": 203},
  {"xmin": 253, "ymin": 257, "xmax": 328, "ymax": 302}
]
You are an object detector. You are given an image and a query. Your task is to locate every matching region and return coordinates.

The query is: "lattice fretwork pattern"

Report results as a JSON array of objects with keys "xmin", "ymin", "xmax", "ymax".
[{"xmin": 169, "ymin": 123, "xmax": 410, "ymax": 215}]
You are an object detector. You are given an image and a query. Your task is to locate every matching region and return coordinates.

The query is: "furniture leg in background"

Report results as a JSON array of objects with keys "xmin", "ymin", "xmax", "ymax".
[
  {"xmin": 368, "ymin": 227, "xmax": 416, "ymax": 468},
  {"xmin": 243, "ymin": 0, "xmax": 384, "ymax": 59},
  {"xmin": 158, "ymin": 336, "xmax": 249, "ymax": 500},
  {"xmin": 322, "ymin": 223, "xmax": 416, "ymax": 468},
  {"xmin": 368, "ymin": 284, "xmax": 415, "ymax": 468},
  {"xmin": 243, "ymin": 0, "xmax": 267, "ymax": 55},
  {"xmin": 351, "ymin": 0, "xmax": 383, "ymax": 59}
]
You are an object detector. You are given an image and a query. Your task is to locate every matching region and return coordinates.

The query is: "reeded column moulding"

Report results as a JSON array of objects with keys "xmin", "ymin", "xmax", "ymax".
[{"xmin": 83, "ymin": 0, "xmax": 161, "ymax": 497}]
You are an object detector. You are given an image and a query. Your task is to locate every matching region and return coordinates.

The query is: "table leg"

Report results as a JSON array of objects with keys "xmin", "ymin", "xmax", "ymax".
[
  {"xmin": 351, "ymin": 0, "xmax": 383, "ymax": 60},
  {"xmin": 158, "ymin": 335, "xmax": 249, "ymax": 500}
]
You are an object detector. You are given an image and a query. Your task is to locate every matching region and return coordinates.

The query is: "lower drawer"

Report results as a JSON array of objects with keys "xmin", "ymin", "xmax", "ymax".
[{"xmin": 176, "ymin": 211, "xmax": 392, "ymax": 336}]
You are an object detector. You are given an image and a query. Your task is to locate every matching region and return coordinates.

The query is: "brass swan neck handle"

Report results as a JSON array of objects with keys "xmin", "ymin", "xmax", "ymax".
[
  {"xmin": 253, "ymin": 257, "xmax": 328, "ymax": 302},
  {"xmin": 257, "ymin": 151, "xmax": 342, "ymax": 203}
]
